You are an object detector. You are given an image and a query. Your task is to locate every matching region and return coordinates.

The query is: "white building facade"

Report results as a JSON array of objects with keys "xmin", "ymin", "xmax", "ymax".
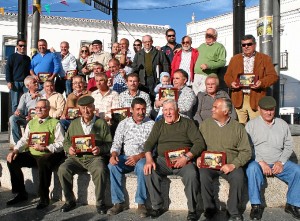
[{"xmin": 187, "ymin": 0, "xmax": 300, "ymax": 107}]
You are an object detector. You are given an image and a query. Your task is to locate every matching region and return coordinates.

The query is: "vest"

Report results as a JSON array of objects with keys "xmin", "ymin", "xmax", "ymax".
[{"xmin": 145, "ymin": 52, "xmax": 153, "ymax": 76}]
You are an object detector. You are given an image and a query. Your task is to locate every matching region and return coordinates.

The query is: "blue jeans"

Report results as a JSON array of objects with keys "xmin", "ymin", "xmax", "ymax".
[
  {"xmin": 60, "ymin": 119, "xmax": 71, "ymax": 132},
  {"xmin": 246, "ymin": 160, "xmax": 300, "ymax": 207},
  {"xmin": 9, "ymin": 115, "xmax": 27, "ymax": 144},
  {"xmin": 65, "ymin": 79, "xmax": 72, "ymax": 97},
  {"xmin": 108, "ymin": 155, "xmax": 147, "ymax": 204},
  {"xmin": 10, "ymin": 82, "xmax": 28, "ymax": 113}
]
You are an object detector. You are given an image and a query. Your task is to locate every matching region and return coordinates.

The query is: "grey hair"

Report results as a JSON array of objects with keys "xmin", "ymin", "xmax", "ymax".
[
  {"xmin": 207, "ymin": 28, "xmax": 218, "ymax": 38},
  {"xmin": 38, "ymin": 99, "xmax": 50, "ymax": 109},
  {"xmin": 218, "ymin": 97, "xmax": 233, "ymax": 114},
  {"xmin": 162, "ymin": 99, "xmax": 178, "ymax": 111},
  {"xmin": 24, "ymin": 76, "xmax": 36, "ymax": 88},
  {"xmin": 205, "ymin": 73, "xmax": 220, "ymax": 87}
]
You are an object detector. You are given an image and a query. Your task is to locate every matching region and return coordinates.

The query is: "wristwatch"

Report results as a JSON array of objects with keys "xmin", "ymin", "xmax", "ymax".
[{"xmin": 183, "ymin": 154, "xmax": 191, "ymax": 161}]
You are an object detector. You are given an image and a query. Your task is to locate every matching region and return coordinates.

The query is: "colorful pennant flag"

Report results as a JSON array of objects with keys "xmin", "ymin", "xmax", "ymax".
[
  {"xmin": 60, "ymin": 0, "xmax": 69, "ymax": 6},
  {"xmin": 44, "ymin": 4, "xmax": 50, "ymax": 15},
  {"xmin": 80, "ymin": 0, "xmax": 85, "ymax": 3},
  {"xmin": 0, "ymin": 7, "xmax": 4, "ymax": 16},
  {"xmin": 34, "ymin": 3, "xmax": 41, "ymax": 14}
]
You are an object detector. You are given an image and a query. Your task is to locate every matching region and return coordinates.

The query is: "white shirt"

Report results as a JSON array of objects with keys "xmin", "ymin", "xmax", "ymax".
[{"xmin": 80, "ymin": 115, "xmax": 96, "ymax": 135}]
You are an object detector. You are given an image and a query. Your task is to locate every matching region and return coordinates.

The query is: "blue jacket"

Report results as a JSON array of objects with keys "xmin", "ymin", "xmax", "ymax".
[{"xmin": 30, "ymin": 50, "xmax": 61, "ymax": 76}]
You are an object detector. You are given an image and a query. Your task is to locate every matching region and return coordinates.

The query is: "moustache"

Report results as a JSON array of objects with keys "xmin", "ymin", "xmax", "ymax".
[{"xmin": 137, "ymin": 113, "xmax": 145, "ymax": 117}]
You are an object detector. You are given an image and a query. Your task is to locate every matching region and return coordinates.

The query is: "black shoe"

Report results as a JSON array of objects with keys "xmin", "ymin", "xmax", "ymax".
[
  {"xmin": 285, "ymin": 203, "xmax": 300, "ymax": 219},
  {"xmin": 204, "ymin": 207, "xmax": 218, "ymax": 219},
  {"xmin": 250, "ymin": 204, "xmax": 262, "ymax": 220},
  {"xmin": 6, "ymin": 192, "xmax": 28, "ymax": 206},
  {"xmin": 228, "ymin": 215, "xmax": 243, "ymax": 221},
  {"xmin": 36, "ymin": 199, "xmax": 50, "ymax": 210},
  {"xmin": 60, "ymin": 201, "xmax": 76, "ymax": 212},
  {"xmin": 149, "ymin": 208, "xmax": 164, "ymax": 219},
  {"xmin": 96, "ymin": 204, "xmax": 107, "ymax": 215},
  {"xmin": 187, "ymin": 211, "xmax": 198, "ymax": 221}
]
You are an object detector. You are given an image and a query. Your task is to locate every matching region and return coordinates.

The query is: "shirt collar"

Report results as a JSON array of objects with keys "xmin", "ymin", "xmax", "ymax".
[
  {"xmin": 259, "ymin": 116, "xmax": 275, "ymax": 126},
  {"xmin": 164, "ymin": 115, "xmax": 181, "ymax": 124},
  {"xmin": 144, "ymin": 47, "xmax": 153, "ymax": 53},
  {"xmin": 80, "ymin": 115, "xmax": 96, "ymax": 126},
  {"xmin": 214, "ymin": 117, "xmax": 231, "ymax": 127},
  {"xmin": 243, "ymin": 51, "xmax": 256, "ymax": 58}
]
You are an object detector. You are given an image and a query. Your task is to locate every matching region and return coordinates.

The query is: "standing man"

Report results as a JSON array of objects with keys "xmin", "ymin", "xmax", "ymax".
[
  {"xmin": 161, "ymin": 28, "xmax": 182, "ymax": 65},
  {"xmin": 107, "ymin": 98, "xmax": 154, "ymax": 218},
  {"xmin": 119, "ymin": 38, "xmax": 134, "ymax": 74},
  {"xmin": 132, "ymin": 35, "xmax": 169, "ymax": 101},
  {"xmin": 194, "ymin": 28, "xmax": 226, "ymax": 94},
  {"xmin": 6, "ymin": 39, "xmax": 31, "ymax": 112},
  {"xmin": 144, "ymin": 99, "xmax": 205, "ymax": 221},
  {"xmin": 198, "ymin": 98, "xmax": 251, "ymax": 221},
  {"xmin": 7, "ymin": 99, "xmax": 65, "ymax": 209},
  {"xmin": 224, "ymin": 34, "xmax": 278, "ymax": 124},
  {"xmin": 58, "ymin": 96, "xmax": 112, "ymax": 214},
  {"xmin": 246, "ymin": 96, "xmax": 300, "ymax": 220}
]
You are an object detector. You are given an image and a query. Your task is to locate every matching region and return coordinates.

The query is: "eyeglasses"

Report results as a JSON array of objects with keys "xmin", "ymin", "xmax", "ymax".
[
  {"xmin": 205, "ymin": 34, "xmax": 215, "ymax": 39},
  {"xmin": 18, "ymin": 45, "xmax": 26, "ymax": 47},
  {"xmin": 133, "ymin": 44, "xmax": 141, "ymax": 47},
  {"xmin": 81, "ymin": 50, "xmax": 88, "ymax": 53},
  {"xmin": 182, "ymin": 41, "xmax": 191, "ymax": 45},
  {"xmin": 241, "ymin": 43, "xmax": 254, "ymax": 47},
  {"xmin": 167, "ymin": 35, "xmax": 175, "ymax": 37}
]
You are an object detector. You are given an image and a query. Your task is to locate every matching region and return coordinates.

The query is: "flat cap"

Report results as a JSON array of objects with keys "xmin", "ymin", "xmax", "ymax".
[
  {"xmin": 258, "ymin": 96, "xmax": 276, "ymax": 109},
  {"xmin": 92, "ymin": 40, "xmax": 102, "ymax": 45},
  {"xmin": 77, "ymin": 96, "xmax": 94, "ymax": 106}
]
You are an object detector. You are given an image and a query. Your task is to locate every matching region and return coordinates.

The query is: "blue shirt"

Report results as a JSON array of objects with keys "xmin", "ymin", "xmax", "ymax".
[{"xmin": 30, "ymin": 50, "xmax": 61, "ymax": 76}]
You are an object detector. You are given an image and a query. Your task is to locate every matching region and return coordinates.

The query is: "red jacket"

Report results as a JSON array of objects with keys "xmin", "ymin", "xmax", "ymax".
[{"xmin": 171, "ymin": 48, "xmax": 199, "ymax": 82}]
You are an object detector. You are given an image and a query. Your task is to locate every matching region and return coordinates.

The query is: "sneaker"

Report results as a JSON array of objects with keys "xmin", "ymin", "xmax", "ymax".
[
  {"xmin": 250, "ymin": 204, "xmax": 263, "ymax": 220},
  {"xmin": 107, "ymin": 203, "xmax": 128, "ymax": 216},
  {"xmin": 60, "ymin": 201, "xmax": 76, "ymax": 212},
  {"xmin": 137, "ymin": 204, "xmax": 148, "ymax": 218}
]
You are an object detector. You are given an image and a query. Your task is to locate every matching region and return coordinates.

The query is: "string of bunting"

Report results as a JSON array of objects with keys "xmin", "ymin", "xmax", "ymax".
[{"xmin": 0, "ymin": 7, "xmax": 4, "ymax": 16}]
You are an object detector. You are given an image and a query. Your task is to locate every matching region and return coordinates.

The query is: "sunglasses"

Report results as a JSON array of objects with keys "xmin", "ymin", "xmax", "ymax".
[
  {"xmin": 18, "ymin": 45, "xmax": 26, "ymax": 47},
  {"xmin": 182, "ymin": 41, "xmax": 191, "ymax": 44},
  {"xmin": 167, "ymin": 35, "xmax": 175, "ymax": 37},
  {"xmin": 241, "ymin": 43, "xmax": 254, "ymax": 47},
  {"xmin": 205, "ymin": 34, "xmax": 215, "ymax": 39},
  {"xmin": 133, "ymin": 44, "xmax": 141, "ymax": 47},
  {"xmin": 81, "ymin": 50, "xmax": 88, "ymax": 53}
]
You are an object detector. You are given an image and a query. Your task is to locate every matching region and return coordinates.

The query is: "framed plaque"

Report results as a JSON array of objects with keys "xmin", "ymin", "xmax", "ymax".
[
  {"xmin": 72, "ymin": 134, "xmax": 95, "ymax": 154},
  {"xmin": 236, "ymin": 74, "xmax": 258, "ymax": 88},
  {"xmin": 164, "ymin": 147, "xmax": 189, "ymax": 168},
  {"xmin": 28, "ymin": 108, "xmax": 37, "ymax": 119},
  {"xmin": 200, "ymin": 151, "xmax": 226, "ymax": 170},
  {"xmin": 66, "ymin": 107, "xmax": 81, "ymax": 120},
  {"xmin": 159, "ymin": 88, "xmax": 178, "ymax": 101},
  {"xmin": 65, "ymin": 70, "xmax": 77, "ymax": 80},
  {"xmin": 111, "ymin": 107, "xmax": 131, "ymax": 122},
  {"xmin": 38, "ymin": 72, "xmax": 52, "ymax": 83},
  {"xmin": 28, "ymin": 132, "xmax": 50, "ymax": 147},
  {"xmin": 86, "ymin": 62, "xmax": 95, "ymax": 72}
]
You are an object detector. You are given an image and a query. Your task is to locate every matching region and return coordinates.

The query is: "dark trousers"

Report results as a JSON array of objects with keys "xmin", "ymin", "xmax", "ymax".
[
  {"xmin": 199, "ymin": 167, "xmax": 244, "ymax": 216},
  {"xmin": 145, "ymin": 156, "xmax": 200, "ymax": 212},
  {"xmin": 7, "ymin": 151, "xmax": 65, "ymax": 200},
  {"xmin": 55, "ymin": 77, "xmax": 66, "ymax": 95}
]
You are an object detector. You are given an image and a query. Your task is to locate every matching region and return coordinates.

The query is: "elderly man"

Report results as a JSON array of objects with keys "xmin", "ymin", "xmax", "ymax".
[
  {"xmin": 198, "ymin": 98, "xmax": 251, "ymax": 221},
  {"xmin": 7, "ymin": 99, "xmax": 65, "ymax": 209},
  {"xmin": 107, "ymin": 98, "xmax": 154, "ymax": 218},
  {"xmin": 132, "ymin": 35, "xmax": 169, "ymax": 101},
  {"xmin": 119, "ymin": 73, "xmax": 152, "ymax": 116},
  {"xmin": 42, "ymin": 80, "xmax": 65, "ymax": 119},
  {"xmin": 246, "ymin": 96, "xmax": 300, "ymax": 220},
  {"xmin": 194, "ymin": 74, "xmax": 236, "ymax": 126},
  {"xmin": 91, "ymin": 72, "xmax": 119, "ymax": 121},
  {"xmin": 108, "ymin": 58, "xmax": 127, "ymax": 94},
  {"xmin": 9, "ymin": 76, "xmax": 41, "ymax": 145},
  {"xmin": 161, "ymin": 28, "xmax": 182, "ymax": 65},
  {"xmin": 224, "ymin": 34, "xmax": 278, "ymax": 124},
  {"xmin": 155, "ymin": 69, "xmax": 196, "ymax": 119},
  {"xmin": 144, "ymin": 99, "xmax": 205, "ymax": 221},
  {"xmin": 6, "ymin": 39, "xmax": 31, "ymax": 112},
  {"xmin": 119, "ymin": 38, "xmax": 134, "ymax": 74},
  {"xmin": 194, "ymin": 28, "xmax": 226, "ymax": 94},
  {"xmin": 87, "ymin": 62, "xmax": 105, "ymax": 92},
  {"xmin": 171, "ymin": 36, "xmax": 198, "ymax": 85},
  {"xmin": 58, "ymin": 96, "xmax": 112, "ymax": 214}
]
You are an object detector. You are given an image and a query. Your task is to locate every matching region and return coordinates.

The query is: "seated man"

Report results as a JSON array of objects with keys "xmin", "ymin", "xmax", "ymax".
[
  {"xmin": 58, "ymin": 96, "xmax": 112, "ymax": 214},
  {"xmin": 197, "ymin": 98, "xmax": 251, "ymax": 221},
  {"xmin": 246, "ymin": 96, "xmax": 300, "ymax": 220},
  {"xmin": 108, "ymin": 58, "xmax": 127, "ymax": 94},
  {"xmin": 42, "ymin": 80, "xmax": 66, "ymax": 119},
  {"xmin": 9, "ymin": 75, "xmax": 41, "ymax": 145},
  {"xmin": 194, "ymin": 74, "xmax": 237, "ymax": 126},
  {"xmin": 7, "ymin": 99, "xmax": 65, "ymax": 209},
  {"xmin": 107, "ymin": 98, "xmax": 154, "ymax": 218},
  {"xmin": 144, "ymin": 99, "xmax": 205, "ymax": 221}
]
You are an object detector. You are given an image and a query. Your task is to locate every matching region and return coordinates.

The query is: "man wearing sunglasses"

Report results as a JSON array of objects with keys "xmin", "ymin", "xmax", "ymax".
[
  {"xmin": 194, "ymin": 28, "xmax": 226, "ymax": 95},
  {"xmin": 224, "ymin": 34, "xmax": 278, "ymax": 124},
  {"xmin": 161, "ymin": 28, "xmax": 182, "ymax": 65},
  {"xmin": 6, "ymin": 39, "xmax": 31, "ymax": 113}
]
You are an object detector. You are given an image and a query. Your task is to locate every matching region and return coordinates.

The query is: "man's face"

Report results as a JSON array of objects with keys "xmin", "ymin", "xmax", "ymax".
[
  {"xmin": 38, "ymin": 41, "xmax": 47, "ymax": 54},
  {"xmin": 60, "ymin": 42, "xmax": 69, "ymax": 56},
  {"xmin": 17, "ymin": 41, "xmax": 27, "ymax": 54},
  {"xmin": 259, "ymin": 107, "xmax": 275, "ymax": 124},
  {"xmin": 93, "ymin": 65, "xmax": 103, "ymax": 74},
  {"xmin": 205, "ymin": 78, "xmax": 218, "ymax": 95},
  {"xmin": 163, "ymin": 102, "xmax": 179, "ymax": 124},
  {"xmin": 79, "ymin": 104, "xmax": 95, "ymax": 121},
  {"xmin": 166, "ymin": 31, "xmax": 176, "ymax": 44},
  {"xmin": 131, "ymin": 103, "xmax": 146, "ymax": 123},
  {"xmin": 205, "ymin": 29, "xmax": 217, "ymax": 45},
  {"xmin": 181, "ymin": 37, "xmax": 191, "ymax": 51},
  {"xmin": 72, "ymin": 77, "xmax": 84, "ymax": 92},
  {"xmin": 35, "ymin": 101, "xmax": 50, "ymax": 119},
  {"xmin": 119, "ymin": 39, "xmax": 128, "ymax": 51},
  {"xmin": 43, "ymin": 82, "xmax": 54, "ymax": 94},
  {"xmin": 108, "ymin": 61, "xmax": 120, "ymax": 75},
  {"xmin": 142, "ymin": 36, "xmax": 153, "ymax": 50},
  {"xmin": 95, "ymin": 76, "xmax": 108, "ymax": 90},
  {"xmin": 28, "ymin": 79, "xmax": 39, "ymax": 91},
  {"xmin": 211, "ymin": 99, "xmax": 226, "ymax": 121},
  {"xmin": 241, "ymin": 39, "xmax": 256, "ymax": 57},
  {"xmin": 112, "ymin": 43, "xmax": 119, "ymax": 54},
  {"xmin": 92, "ymin": 43, "xmax": 102, "ymax": 53},
  {"xmin": 127, "ymin": 76, "xmax": 139, "ymax": 91},
  {"xmin": 173, "ymin": 72, "xmax": 187, "ymax": 89}
]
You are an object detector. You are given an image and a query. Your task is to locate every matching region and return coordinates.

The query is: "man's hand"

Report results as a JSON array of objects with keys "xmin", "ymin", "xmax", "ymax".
[
  {"xmin": 119, "ymin": 69, "xmax": 126, "ymax": 77},
  {"xmin": 7, "ymin": 150, "xmax": 19, "ymax": 163},
  {"xmin": 82, "ymin": 67, "xmax": 90, "ymax": 74},
  {"xmin": 7, "ymin": 82, "xmax": 12, "ymax": 90},
  {"xmin": 14, "ymin": 109, "xmax": 21, "ymax": 116},
  {"xmin": 200, "ymin": 64, "xmax": 208, "ymax": 70},
  {"xmin": 231, "ymin": 81, "xmax": 240, "ymax": 89},
  {"xmin": 220, "ymin": 164, "xmax": 236, "ymax": 174},
  {"xmin": 173, "ymin": 155, "xmax": 188, "ymax": 169},
  {"xmin": 110, "ymin": 152, "xmax": 119, "ymax": 165},
  {"xmin": 258, "ymin": 161, "xmax": 273, "ymax": 176},
  {"xmin": 250, "ymin": 80, "xmax": 262, "ymax": 89},
  {"xmin": 144, "ymin": 158, "xmax": 156, "ymax": 175},
  {"xmin": 92, "ymin": 146, "xmax": 100, "ymax": 156},
  {"xmin": 48, "ymin": 74, "xmax": 55, "ymax": 81},
  {"xmin": 68, "ymin": 146, "xmax": 76, "ymax": 156},
  {"xmin": 272, "ymin": 161, "xmax": 284, "ymax": 175},
  {"xmin": 60, "ymin": 114, "xmax": 66, "ymax": 120},
  {"xmin": 155, "ymin": 97, "xmax": 167, "ymax": 108},
  {"xmin": 196, "ymin": 157, "xmax": 202, "ymax": 168},
  {"xmin": 25, "ymin": 116, "xmax": 32, "ymax": 121},
  {"xmin": 31, "ymin": 91, "xmax": 40, "ymax": 99},
  {"xmin": 31, "ymin": 143, "xmax": 46, "ymax": 152},
  {"xmin": 125, "ymin": 155, "xmax": 140, "ymax": 166}
]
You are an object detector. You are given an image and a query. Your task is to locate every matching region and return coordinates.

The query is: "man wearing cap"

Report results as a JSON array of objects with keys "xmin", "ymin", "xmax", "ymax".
[
  {"xmin": 82, "ymin": 40, "xmax": 112, "ymax": 74},
  {"xmin": 58, "ymin": 95, "xmax": 112, "ymax": 214},
  {"xmin": 246, "ymin": 96, "xmax": 300, "ymax": 220}
]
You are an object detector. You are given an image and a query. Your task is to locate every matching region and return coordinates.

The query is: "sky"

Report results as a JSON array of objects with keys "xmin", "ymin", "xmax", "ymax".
[{"xmin": 0, "ymin": 0, "xmax": 259, "ymax": 39}]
